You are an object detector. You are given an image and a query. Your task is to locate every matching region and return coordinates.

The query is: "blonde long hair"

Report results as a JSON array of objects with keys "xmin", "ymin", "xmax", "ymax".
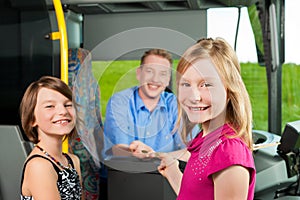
[{"xmin": 176, "ymin": 38, "xmax": 253, "ymax": 150}]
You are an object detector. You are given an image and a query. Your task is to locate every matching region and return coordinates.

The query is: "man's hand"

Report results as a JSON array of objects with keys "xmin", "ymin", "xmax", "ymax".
[{"xmin": 129, "ymin": 140, "xmax": 155, "ymax": 159}]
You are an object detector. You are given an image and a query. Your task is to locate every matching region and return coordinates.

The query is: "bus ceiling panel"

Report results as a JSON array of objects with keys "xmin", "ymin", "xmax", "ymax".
[
  {"xmin": 63, "ymin": 1, "xmax": 191, "ymax": 14},
  {"xmin": 62, "ymin": 0, "xmax": 259, "ymax": 14},
  {"xmin": 213, "ymin": 0, "xmax": 259, "ymax": 7},
  {"xmin": 9, "ymin": 0, "xmax": 47, "ymax": 10}
]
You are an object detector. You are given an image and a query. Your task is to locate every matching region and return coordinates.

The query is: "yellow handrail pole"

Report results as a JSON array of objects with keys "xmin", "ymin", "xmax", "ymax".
[{"xmin": 53, "ymin": 0, "xmax": 69, "ymax": 153}]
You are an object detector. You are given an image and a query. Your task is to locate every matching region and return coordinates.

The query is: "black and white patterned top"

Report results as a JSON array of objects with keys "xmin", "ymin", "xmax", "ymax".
[{"xmin": 20, "ymin": 154, "xmax": 82, "ymax": 200}]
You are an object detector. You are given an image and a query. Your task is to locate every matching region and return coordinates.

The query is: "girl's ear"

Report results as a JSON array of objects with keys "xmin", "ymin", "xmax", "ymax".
[{"xmin": 32, "ymin": 118, "xmax": 37, "ymax": 127}]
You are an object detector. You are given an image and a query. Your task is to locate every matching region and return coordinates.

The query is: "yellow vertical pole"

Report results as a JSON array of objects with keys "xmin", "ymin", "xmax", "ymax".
[{"xmin": 52, "ymin": 0, "xmax": 69, "ymax": 153}]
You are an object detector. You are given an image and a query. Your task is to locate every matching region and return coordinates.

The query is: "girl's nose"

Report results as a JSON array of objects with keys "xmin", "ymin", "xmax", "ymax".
[
  {"xmin": 57, "ymin": 104, "xmax": 68, "ymax": 115},
  {"xmin": 191, "ymin": 87, "xmax": 201, "ymax": 102}
]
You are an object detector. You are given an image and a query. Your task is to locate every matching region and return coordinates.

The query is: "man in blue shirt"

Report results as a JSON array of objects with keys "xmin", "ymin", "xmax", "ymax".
[{"xmin": 103, "ymin": 49, "xmax": 188, "ymax": 158}]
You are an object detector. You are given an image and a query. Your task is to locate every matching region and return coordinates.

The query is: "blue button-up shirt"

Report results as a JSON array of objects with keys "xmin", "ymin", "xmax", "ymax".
[{"xmin": 103, "ymin": 86, "xmax": 185, "ymax": 158}]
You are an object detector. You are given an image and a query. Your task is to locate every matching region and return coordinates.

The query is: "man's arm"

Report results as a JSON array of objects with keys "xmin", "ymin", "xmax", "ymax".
[
  {"xmin": 103, "ymin": 94, "xmax": 134, "ymax": 158},
  {"xmin": 111, "ymin": 144, "xmax": 132, "ymax": 156}
]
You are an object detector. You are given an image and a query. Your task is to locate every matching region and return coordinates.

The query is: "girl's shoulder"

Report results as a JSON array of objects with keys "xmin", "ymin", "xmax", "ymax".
[
  {"xmin": 25, "ymin": 154, "xmax": 58, "ymax": 174},
  {"xmin": 215, "ymin": 136, "xmax": 254, "ymax": 164},
  {"xmin": 23, "ymin": 154, "xmax": 59, "ymax": 188},
  {"xmin": 65, "ymin": 153, "xmax": 81, "ymax": 172},
  {"xmin": 21, "ymin": 154, "xmax": 64, "ymax": 199},
  {"xmin": 208, "ymin": 136, "xmax": 255, "ymax": 173}
]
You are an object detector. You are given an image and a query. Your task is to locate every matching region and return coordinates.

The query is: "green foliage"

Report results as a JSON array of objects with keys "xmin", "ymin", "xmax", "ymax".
[
  {"xmin": 92, "ymin": 60, "xmax": 139, "ymax": 119},
  {"xmin": 241, "ymin": 62, "xmax": 268, "ymax": 130},
  {"xmin": 248, "ymin": 5, "xmax": 264, "ymax": 55},
  {"xmin": 93, "ymin": 61, "xmax": 300, "ymax": 132},
  {"xmin": 282, "ymin": 63, "xmax": 300, "ymax": 124}
]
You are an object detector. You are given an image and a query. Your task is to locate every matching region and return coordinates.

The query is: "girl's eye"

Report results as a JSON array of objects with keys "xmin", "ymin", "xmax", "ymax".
[
  {"xmin": 201, "ymin": 82, "xmax": 212, "ymax": 87},
  {"xmin": 65, "ymin": 103, "xmax": 73, "ymax": 108},
  {"xmin": 45, "ymin": 105, "xmax": 54, "ymax": 108},
  {"xmin": 180, "ymin": 82, "xmax": 190, "ymax": 87}
]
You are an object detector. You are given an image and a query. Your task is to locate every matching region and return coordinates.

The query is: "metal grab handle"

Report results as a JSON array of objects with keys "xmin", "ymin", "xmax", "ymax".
[{"xmin": 53, "ymin": 0, "xmax": 69, "ymax": 153}]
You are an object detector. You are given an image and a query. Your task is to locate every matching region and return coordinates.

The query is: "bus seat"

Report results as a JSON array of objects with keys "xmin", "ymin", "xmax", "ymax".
[
  {"xmin": 0, "ymin": 125, "xmax": 32, "ymax": 200},
  {"xmin": 68, "ymin": 48, "xmax": 104, "ymax": 200}
]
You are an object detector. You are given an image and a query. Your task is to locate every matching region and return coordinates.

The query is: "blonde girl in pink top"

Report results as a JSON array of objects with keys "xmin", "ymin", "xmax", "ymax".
[{"xmin": 154, "ymin": 38, "xmax": 256, "ymax": 200}]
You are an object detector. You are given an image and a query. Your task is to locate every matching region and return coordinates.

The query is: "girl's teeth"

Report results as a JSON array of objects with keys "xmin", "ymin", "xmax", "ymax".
[
  {"xmin": 56, "ymin": 120, "xmax": 68, "ymax": 124},
  {"xmin": 191, "ymin": 107, "xmax": 205, "ymax": 111}
]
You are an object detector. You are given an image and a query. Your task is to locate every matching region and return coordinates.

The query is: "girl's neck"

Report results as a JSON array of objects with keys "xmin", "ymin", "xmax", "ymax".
[
  {"xmin": 37, "ymin": 139, "xmax": 63, "ymax": 157},
  {"xmin": 202, "ymin": 110, "xmax": 228, "ymax": 136},
  {"xmin": 35, "ymin": 142, "xmax": 70, "ymax": 170},
  {"xmin": 202, "ymin": 120, "xmax": 227, "ymax": 137}
]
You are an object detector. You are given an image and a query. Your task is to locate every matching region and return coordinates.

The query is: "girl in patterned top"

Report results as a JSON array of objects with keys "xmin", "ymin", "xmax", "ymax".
[
  {"xmin": 152, "ymin": 38, "xmax": 256, "ymax": 200},
  {"xmin": 19, "ymin": 76, "xmax": 83, "ymax": 200}
]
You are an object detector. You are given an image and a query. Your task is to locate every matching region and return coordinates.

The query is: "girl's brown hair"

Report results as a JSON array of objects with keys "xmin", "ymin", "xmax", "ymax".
[{"xmin": 20, "ymin": 76, "xmax": 77, "ymax": 144}]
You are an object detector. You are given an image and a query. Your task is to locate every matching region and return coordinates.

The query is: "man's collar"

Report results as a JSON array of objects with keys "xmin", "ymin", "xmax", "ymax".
[{"xmin": 134, "ymin": 87, "xmax": 167, "ymax": 111}]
